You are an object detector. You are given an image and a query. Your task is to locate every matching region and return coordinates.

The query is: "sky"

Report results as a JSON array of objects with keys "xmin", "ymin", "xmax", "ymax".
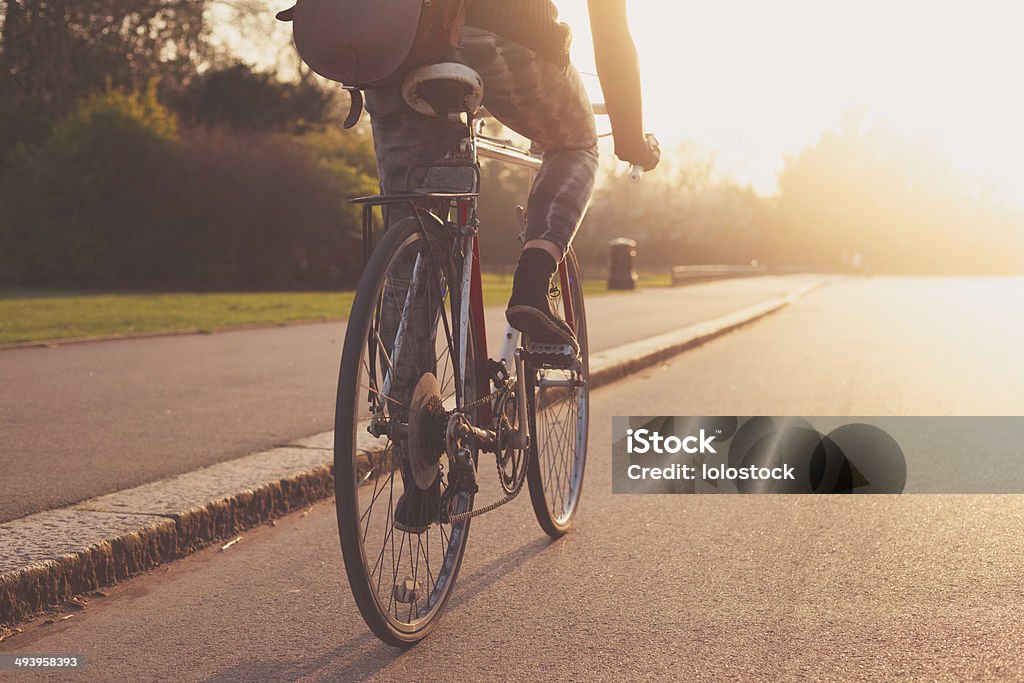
[{"xmin": 224, "ymin": 1, "xmax": 1024, "ymax": 203}]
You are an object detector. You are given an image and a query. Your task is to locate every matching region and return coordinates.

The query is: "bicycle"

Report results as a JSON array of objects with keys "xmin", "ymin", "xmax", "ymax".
[{"xmin": 332, "ymin": 62, "xmax": 645, "ymax": 646}]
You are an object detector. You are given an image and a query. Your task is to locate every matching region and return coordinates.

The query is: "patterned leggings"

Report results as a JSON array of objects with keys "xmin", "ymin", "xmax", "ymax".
[{"xmin": 365, "ymin": 27, "xmax": 599, "ymax": 258}]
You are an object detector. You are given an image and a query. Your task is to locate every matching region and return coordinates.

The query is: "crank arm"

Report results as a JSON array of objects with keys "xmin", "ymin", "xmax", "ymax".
[{"xmin": 510, "ymin": 348, "xmax": 531, "ymax": 450}]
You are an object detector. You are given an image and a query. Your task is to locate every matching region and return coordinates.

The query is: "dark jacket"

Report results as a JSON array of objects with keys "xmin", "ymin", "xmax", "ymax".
[{"xmin": 466, "ymin": 0, "xmax": 572, "ymax": 65}]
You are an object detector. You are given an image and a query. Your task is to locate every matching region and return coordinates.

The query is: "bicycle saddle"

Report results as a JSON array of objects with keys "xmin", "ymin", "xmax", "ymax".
[{"xmin": 402, "ymin": 63, "xmax": 484, "ymax": 118}]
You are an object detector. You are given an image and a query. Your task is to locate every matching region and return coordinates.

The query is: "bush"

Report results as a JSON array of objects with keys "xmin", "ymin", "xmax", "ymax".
[
  {"xmin": 0, "ymin": 84, "xmax": 178, "ymax": 285},
  {"xmin": 167, "ymin": 128, "xmax": 374, "ymax": 289},
  {"xmin": 0, "ymin": 85, "xmax": 377, "ymax": 290},
  {"xmin": 295, "ymin": 125, "xmax": 378, "ymax": 184},
  {"xmin": 175, "ymin": 64, "xmax": 337, "ymax": 133}
]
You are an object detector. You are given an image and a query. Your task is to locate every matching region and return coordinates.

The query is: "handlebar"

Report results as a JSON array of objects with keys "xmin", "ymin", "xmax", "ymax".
[
  {"xmin": 592, "ymin": 103, "xmax": 655, "ymax": 183},
  {"xmin": 627, "ymin": 133, "xmax": 659, "ymax": 183},
  {"xmin": 477, "ymin": 104, "xmax": 655, "ymax": 183}
]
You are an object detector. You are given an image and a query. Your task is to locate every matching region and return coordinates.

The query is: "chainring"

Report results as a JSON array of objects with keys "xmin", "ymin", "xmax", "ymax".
[{"xmin": 495, "ymin": 389, "xmax": 526, "ymax": 494}]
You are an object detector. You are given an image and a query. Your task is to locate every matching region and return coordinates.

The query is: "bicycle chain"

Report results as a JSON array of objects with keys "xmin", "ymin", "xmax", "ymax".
[
  {"xmin": 443, "ymin": 376, "xmax": 528, "ymax": 523},
  {"xmin": 447, "ymin": 484, "xmax": 524, "ymax": 523},
  {"xmin": 457, "ymin": 376, "xmax": 512, "ymax": 414}
]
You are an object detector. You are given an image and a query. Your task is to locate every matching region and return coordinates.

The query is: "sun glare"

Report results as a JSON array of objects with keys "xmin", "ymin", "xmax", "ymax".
[
  {"xmin": 558, "ymin": 0, "xmax": 1024, "ymax": 203},
  {"xmin": 232, "ymin": 1, "xmax": 1024, "ymax": 205}
]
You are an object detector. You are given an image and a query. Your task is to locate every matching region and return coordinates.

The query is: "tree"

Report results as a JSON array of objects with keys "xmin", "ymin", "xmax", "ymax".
[
  {"xmin": 768, "ymin": 115, "xmax": 1024, "ymax": 273},
  {"xmin": 575, "ymin": 143, "xmax": 764, "ymax": 270},
  {"xmin": 0, "ymin": 0, "xmax": 208, "ymax": 152},
  {"xmin": 175, "ymin": 63, "xmax": 336, "ymax": 132}
]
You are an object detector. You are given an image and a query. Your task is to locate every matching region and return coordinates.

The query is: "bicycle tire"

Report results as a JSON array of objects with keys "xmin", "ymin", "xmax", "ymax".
[
  {"xmin": 525, "ymin": 248, "xmax": 590, "ymax": 538},
  {"xmin": 334, "ymin": 213, "xmax": 476, "ymax": 646}
]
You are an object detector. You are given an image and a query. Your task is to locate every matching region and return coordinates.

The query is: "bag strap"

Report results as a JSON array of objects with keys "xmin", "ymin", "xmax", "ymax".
[
  {"xmin": 449, "ymin": 0, "xmax": 481, "ymax": 47},
  {"xmin": 276, "ymin": 6, "xmax": 362, "ymax": 127},
  {"xmin": 343, "ymin": 88, "xmax": 364, "ymax": 129}
]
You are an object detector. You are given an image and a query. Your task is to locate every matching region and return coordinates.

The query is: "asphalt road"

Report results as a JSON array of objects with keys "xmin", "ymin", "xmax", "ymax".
[
  {"xmin": 4, "ymin": 276, "xmax": 1024, "ymax": 680},
  {"xmin": 0, "ymin": 275, "xmax": 818, "ymax": 523}
]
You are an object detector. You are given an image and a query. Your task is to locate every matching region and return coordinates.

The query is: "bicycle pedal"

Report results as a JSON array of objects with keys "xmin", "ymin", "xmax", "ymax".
[{"xmin": 524, "ymin": 343, "xmax": 581, "ymax": 371}]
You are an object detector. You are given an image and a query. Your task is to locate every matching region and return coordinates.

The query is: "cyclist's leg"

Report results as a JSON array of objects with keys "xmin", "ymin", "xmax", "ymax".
[
  {"xmin": 457, "ymin": 27, "xmax": 599, "ymax": 255},
  {"xmin": 365, "ymin": 85, "xmax": 448, "ymax": 394},
  {"xmin": 364, "ymin": 88, "xmax": 456, "ymax": 221},
  {"xmin": 456, "ymin": 27, "xmax": 599, "ymax": 348},
  {"xmin": 364, "ymin": 88, "xmax": 452, "ymax": 531}
]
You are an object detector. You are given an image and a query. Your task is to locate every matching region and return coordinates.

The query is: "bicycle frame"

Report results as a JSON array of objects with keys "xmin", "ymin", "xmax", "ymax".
[
  {"xmin": 351, "ymin": 109, "xmax": 576, "ymax": 453},
  {"xmin": 474, "ymin": 132, "xmax": 576, "ymax": 449},
  {"xmin": 475, "ymin": 136, "xmax": 540, "ymax": 371}
]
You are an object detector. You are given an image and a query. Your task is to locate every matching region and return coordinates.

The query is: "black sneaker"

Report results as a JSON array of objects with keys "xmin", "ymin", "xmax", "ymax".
[
  {"xmin": 506, "ymin": 247, "xmax": 580, "ymax": 356},
  {"xmin": 393, "ymin": 475, "xmax": 440, "ymax": 534},
  {"xmin": 505, "ymin": 304, "xmax": 580, "ymax": 356}
]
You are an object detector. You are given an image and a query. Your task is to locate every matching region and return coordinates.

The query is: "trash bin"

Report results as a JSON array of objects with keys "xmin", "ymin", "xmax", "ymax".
[{"xmin": 608, "ymin": 237, "xmax": 638, "ymax": 290}]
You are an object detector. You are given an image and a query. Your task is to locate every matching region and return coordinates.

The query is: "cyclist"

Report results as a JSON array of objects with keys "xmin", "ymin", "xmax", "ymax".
[
  {"xmin": 366, "ymin": 0, "xmax": 660, "ymax": 533},
  {"xmin": 366, "ymin": 0, "xmax": 660, "ymax": 358}
]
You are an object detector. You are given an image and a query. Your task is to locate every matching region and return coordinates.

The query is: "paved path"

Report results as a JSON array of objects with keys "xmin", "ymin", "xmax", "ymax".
[
  {"xmin": 4, "ymin": 276, "xmax": 1024, "ymax": 680},
  {"xmin": 0, "ymin": 276, "xmax": 820, "ymax": 523}
]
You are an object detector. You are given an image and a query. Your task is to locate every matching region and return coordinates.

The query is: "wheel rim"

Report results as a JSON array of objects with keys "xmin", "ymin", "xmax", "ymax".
[
  {"xmin": 530, "ymin": 256, "xmax": 589, "ymax": 528},
  {"xmin": 341, "ymin": 227, "xmax": 474, "ymax": 634}
]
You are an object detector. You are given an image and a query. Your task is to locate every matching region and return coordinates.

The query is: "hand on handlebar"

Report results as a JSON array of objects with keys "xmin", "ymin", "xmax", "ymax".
[{"xmin": 616, "ymin": 133, "xmax": 661, "ymax": 174}]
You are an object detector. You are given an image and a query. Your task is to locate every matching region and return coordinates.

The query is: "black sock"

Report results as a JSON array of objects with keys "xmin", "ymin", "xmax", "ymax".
[{"xmin": 508, "ymin": 248, "xmax": 557, "ymax": 309}]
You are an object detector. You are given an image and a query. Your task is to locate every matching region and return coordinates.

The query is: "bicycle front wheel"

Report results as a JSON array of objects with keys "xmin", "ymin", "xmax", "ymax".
[
  {"xmin": 334, "ymin": 213, "xmax": 476, "ymax": 646},
  {"xmin": 525, "ymin": 248, "xmax": 590, "ymax": 538}
]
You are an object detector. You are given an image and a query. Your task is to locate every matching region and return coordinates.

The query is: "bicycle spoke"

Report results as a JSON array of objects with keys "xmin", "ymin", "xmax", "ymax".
[
  {"xmin": 541, "ymin": 400, "xmax": 567, "ymax": 514},
  {"xmin": 439, "ymin": 352, "xmax": 454, "ymax": 397},
  {"xmin": 527, "ymin": 257, "xmax": 588, "ymax": 537},
  {"xmin": 338, "ymin": 221, "xmax": 477, "ymax": 640},
  {"xmin": 438, "ymin": 519, "xmax": 450, "ymax": 556},
  {"xmin": 358, "ymin": 382, "xmax": 409, "ymax": 409},
  {"xmin": 552, "ymin": 396, "xmax": 575, "ymax": 504},
  {"xmin": 424, "ymin": 524, "xmax": 434, "ymax": 600},
  {"xmin": 404, "ymin": 531, "xmax": 416, "ymax": 622},
  {"xmin": 372, "ymin": 326, "xmax": 395, "ymax": 374},
  {"xmin": 550, "ymin": 387, "xmax": 579, "ymax": 514},
  {"xmin": 360, "ymin": 467, "xmax": 395, "ymax": 528}
]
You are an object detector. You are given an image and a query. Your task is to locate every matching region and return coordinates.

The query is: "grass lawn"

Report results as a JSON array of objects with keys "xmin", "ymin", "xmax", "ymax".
[{"xmin": 0, "ymin": 272, "xmax": 670, "ymax": 345}]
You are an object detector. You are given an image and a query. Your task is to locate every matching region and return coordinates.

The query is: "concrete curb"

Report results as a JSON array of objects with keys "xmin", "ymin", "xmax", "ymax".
[{"xmin": 0, "ymin": 279, "xmax": 823, "ymax": 627}]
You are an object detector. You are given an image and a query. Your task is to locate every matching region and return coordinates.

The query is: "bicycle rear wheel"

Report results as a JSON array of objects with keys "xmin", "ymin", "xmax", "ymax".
[
  {"xmin": 334, "ymin": 213, "xmax": 476, "ymax": 646},
  {"xmin": 525, "ymin": 248, "xmax": 590, "ymax": 538}
]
